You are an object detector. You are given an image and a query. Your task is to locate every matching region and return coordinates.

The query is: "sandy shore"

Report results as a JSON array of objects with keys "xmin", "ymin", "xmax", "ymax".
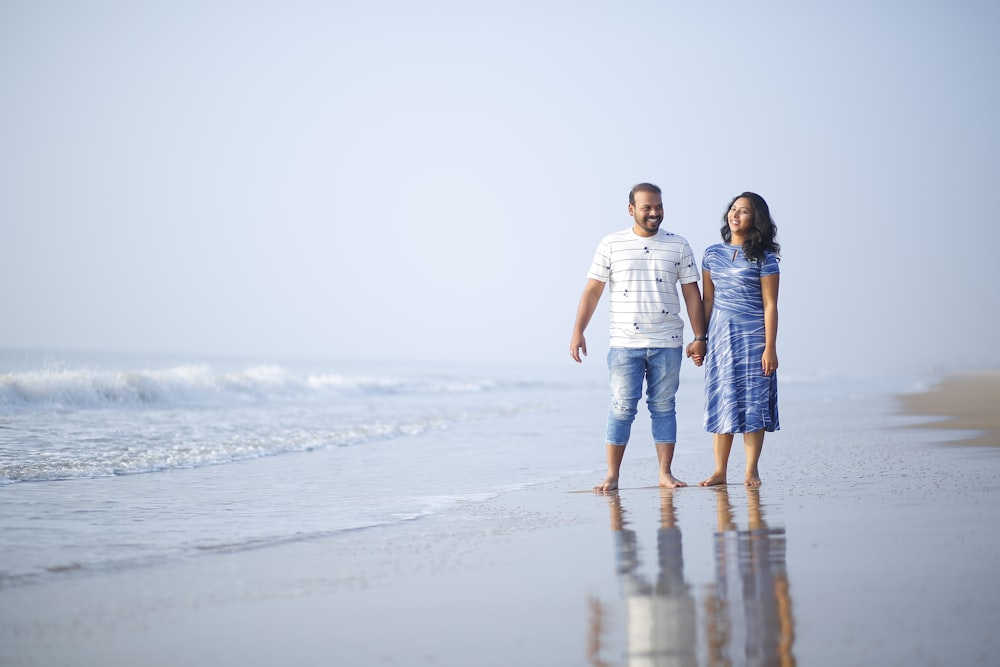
[
  {"xmin": 898, "ymin": 369, "xmax": 1000, "ymax": 445},
  {"xmin": 2, "ymin": 381, "xmax": 1000, "ymax": 666}
]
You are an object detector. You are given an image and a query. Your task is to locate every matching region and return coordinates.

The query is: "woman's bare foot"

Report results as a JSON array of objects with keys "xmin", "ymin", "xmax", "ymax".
[
  {"xmin": 698, "ymin": 472, "xmax": 728, "ymax": 487},
  {"xmin": 593, "ymin": 476, "xmax": 619, "ymax": 494},
  {"xmin": 745, "ymin": 472, "xmax": 762, "ymax": 488},
  {"xmin": 659, "ymin": 472, "xmax": 687, "ymax": 488}
]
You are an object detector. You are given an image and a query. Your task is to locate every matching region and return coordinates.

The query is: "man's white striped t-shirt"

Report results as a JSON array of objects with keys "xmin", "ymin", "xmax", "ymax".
[{"xmin": 587, "ymin": 227, "xmax": 700, "ymax": 348}]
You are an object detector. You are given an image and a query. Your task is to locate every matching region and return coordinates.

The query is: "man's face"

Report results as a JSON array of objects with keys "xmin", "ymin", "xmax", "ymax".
[{"xmin": 629, "ymin": 191, "xmax": 663, "ymax": 237}]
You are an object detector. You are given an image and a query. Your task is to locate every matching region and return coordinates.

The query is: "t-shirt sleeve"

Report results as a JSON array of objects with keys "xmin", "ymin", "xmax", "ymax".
[
  {"xmin": 761, "ymin": 252, "xmax": 780, "ymax": 277},
  {"xmin": 678, "ymin": 241, "xmax": 700, "ymax": 284},
  {"xmin": 586, "ymin": 239, "xmax": 611, "ymax": 283}
]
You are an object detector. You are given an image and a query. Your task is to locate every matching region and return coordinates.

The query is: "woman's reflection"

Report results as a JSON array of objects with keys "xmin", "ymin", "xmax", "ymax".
[{"xmin": 705, "ymin": 487, "xmax": 795, "ymax": 667}]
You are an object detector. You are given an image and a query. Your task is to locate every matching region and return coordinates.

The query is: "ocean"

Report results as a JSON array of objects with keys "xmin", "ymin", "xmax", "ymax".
[
  {"xmin": 0, "ymin": 349, "xmax": 929, "ymax": 591},
  {"xmin": 7, "ymin": 349, "xmax": 1000, "ymax": 666}
]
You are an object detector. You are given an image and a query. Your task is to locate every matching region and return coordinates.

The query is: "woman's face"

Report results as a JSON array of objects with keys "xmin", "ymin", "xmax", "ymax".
[{"xmin": 727, "ymin": 197, "xmax": 754, "ymax": 238}]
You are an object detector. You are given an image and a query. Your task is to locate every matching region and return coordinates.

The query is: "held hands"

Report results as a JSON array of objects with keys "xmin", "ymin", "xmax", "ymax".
[
  {"xmin": 685, "ymin": 340, "xmax": 706, "ymax": 367},
  {"xmin": 575, "ymin": 337, "xmax": 712, "ymax": 367},
  {"xmin": 685, "ymin": 342, "xmax": 778, "ymax": 374}
]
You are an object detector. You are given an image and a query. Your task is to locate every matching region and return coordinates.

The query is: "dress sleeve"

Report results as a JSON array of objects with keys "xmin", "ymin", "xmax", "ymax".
[{"xmin": 761, "ymin": 252, "xmax": 780, "ymax": 277}]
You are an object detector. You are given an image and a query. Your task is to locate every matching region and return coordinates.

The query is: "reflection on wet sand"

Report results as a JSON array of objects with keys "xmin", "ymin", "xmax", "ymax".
[
  {"xmin": 588, "ymin": 488, "xmax": 795, "ymax": 667},
  {"xmin": 706, "ymin": 487, "xmax": 795, "ymax": 667}
]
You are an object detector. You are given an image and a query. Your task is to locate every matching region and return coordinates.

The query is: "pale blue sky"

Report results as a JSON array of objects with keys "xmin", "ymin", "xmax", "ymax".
[{"xmin": 2, "ymin": 0, "xmax": 996, "ymax": 378}]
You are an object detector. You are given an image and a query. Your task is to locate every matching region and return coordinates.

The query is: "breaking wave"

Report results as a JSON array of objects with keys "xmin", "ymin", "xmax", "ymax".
[{"xmin": 0, "ymin": 364, "xmax": 506, "ymax": 409}]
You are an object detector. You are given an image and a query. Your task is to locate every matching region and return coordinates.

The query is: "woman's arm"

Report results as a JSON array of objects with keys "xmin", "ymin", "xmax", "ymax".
[
  {"xmin": 702, "ymin": 268, "xmax": 715, "ymax": 326},
  {"xmin": 760, "ymin": 273, "xmax": 779, "ymax": 376}
]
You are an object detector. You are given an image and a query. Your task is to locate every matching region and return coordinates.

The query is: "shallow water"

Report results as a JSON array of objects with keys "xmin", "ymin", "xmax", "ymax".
[
  {"xmin": 5, "ymin": 351, "xmax": 997, "ymax": 666},
  {"xmin": 0, "ymin": 353, "xmax": 599, "ymax": 585}
]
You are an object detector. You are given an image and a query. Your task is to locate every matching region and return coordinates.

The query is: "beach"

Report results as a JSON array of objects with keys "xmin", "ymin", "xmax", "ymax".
[
  {"xmin": 2, "ymin": 363, "xmax": 1000, "ymax": 666},
  {"xmin": 897, "ymin": 370, "xmax": 1000, "ymax": 446}
]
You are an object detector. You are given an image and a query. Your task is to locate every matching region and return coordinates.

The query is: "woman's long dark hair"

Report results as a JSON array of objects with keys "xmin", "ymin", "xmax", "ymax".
[{"xmin": 721, "ymin": 191, "xmax": 780, "ymax": 263}]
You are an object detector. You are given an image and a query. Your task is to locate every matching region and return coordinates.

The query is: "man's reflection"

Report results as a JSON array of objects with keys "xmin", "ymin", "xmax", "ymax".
[
  {"xmin": 597, "ymin": 489, "xmax": 697, "ymax": 667},
  {"xmin": 588, "ymin": 489, "xmax": 796, "ymax": 667}
]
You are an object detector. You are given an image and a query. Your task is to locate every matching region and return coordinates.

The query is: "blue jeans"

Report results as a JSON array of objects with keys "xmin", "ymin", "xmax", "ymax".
[{"xmin": 606, "ymin": 347, "xmax": 682, "ymax": 445}]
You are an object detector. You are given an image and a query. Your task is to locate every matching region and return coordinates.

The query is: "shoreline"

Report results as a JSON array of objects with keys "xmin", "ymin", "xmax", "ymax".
[
  {"xmin": 897, "ymin": 369, "xmax": 1000, "ymax": 446},
  {"xmin": 3, "ymin": 376, "xmax": 1000, "ymax": 665}
]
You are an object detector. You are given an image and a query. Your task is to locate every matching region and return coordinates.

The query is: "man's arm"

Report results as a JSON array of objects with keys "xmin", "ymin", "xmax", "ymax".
[
  {"xmin": 680, "ymin": 281, "xmax": 707, "ymax": 366},
  {"xmin": 570, "ymin": 279, "xmax": 606, "ymax": 363}
]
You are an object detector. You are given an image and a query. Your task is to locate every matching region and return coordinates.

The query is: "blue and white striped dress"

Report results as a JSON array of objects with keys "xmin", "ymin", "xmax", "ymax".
[{"xmin": 703, "ymin": 244, "xmax": 780, "ymax": 434}]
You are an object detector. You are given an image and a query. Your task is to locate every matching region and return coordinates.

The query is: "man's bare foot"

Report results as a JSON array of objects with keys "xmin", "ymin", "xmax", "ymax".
[
  {"xmin": 593, "ymin": 476, "xmax": 619, "ymax": 494},
  {"xmin": 745, "ymin": 473, "xmax": 762, "ymax": 488},
  {"xmin": 698, "ymin": 472, "xmax": 727, "ymax": 487},
  {"xmin": 659, "ymin": 472, "xmax": 687, "ymax": 488}
]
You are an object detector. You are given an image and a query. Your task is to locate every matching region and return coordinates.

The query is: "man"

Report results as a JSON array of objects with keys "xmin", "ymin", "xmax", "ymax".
[{"xmin": 570, "ymin": 183, "xmax": 706, "ymax": 493}]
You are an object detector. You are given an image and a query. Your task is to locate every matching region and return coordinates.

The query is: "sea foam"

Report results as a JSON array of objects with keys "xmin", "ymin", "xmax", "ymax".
[{"xmin": 0, "ymin": 364, "xmax": 502, "ymax": 409}]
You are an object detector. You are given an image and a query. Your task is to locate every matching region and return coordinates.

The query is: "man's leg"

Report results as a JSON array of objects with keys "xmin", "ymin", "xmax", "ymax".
[
  {"xmin": 647, "ymin": 347, "xmax": 686, "ymax": 487},
  {"xmin": 655, "ymin": 442, "xmax": 686, "ymax": 488},
  {"xmin": 594, "ymin": 443, "xmax": 626, "ymax": 494},
  {"xmin": 597, "ymin": 348, "xmax": 643, "ymax": 493}
]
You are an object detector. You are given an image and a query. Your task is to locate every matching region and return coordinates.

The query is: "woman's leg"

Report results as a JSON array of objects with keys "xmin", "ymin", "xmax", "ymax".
[
  {"xmin": 743, "ymin": 430, "xmax": 764, "ymax": 487},
  {"xmin": 699, "ymin": 433, "xmax": 735, "ymax": 486}
]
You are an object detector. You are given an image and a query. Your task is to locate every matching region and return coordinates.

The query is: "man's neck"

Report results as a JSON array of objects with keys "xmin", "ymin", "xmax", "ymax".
[{"xmin": 632, "ymin": 224, "xmax": 658, "ymax": 238}]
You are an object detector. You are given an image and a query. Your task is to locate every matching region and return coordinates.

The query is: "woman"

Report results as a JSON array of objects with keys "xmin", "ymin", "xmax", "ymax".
[{"xmin": 696, "ymin": 192, "xmax": 780, "ymax": 487}]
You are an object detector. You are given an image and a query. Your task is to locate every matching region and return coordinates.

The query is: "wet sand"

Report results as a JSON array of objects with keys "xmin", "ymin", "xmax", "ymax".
[
  {"xmin": 898, "ymin": 369, "xmax": 1000, "ymax": 446},
  {"xmin": 2, "ymin": 377, "xmax": 1000, "ymax": 666}
]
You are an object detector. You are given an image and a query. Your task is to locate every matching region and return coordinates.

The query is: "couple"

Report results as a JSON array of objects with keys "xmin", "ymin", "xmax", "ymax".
[{"xmin": 570, "ymin": 183, "xmax": 781, "ymax": 493}]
